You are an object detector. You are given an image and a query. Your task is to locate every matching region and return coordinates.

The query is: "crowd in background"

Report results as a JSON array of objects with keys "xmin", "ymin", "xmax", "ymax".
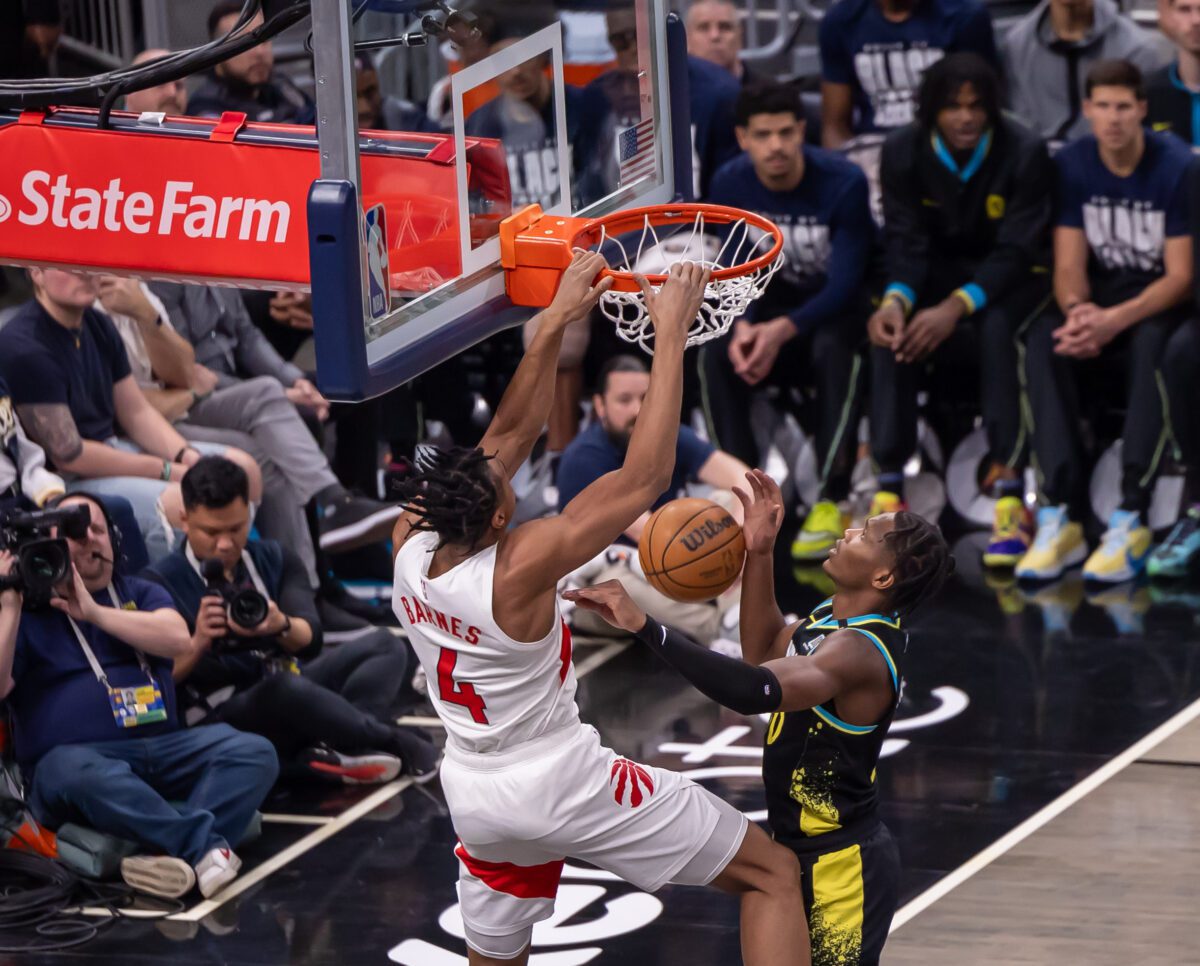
[{"xmin": 1, "ymin": 0, "xmax": 1200, "ymax": 901}]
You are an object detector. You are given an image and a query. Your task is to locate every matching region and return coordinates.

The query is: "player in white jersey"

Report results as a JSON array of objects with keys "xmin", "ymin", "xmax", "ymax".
[{"xmin": 392, "ymin": 251, "xmax": 810, "ymax": 966}]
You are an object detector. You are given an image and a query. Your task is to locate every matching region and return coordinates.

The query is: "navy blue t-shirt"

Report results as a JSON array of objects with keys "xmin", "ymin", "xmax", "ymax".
[
  {"xmin": 0, "ymin": 300, "xmax": 131, "ymax": 443},
  {"xmin": 9, "ymin": 576, "xmax": 180, "ymax": 770},
  {"xmin": 556, "ymin": 423, "xmax": 715, "ymax": 518},
  {"xmin": 1055, "ymin": 131, "xmax": 1194, "ymax": 282},
  {"xmin": 819, "ymin": 0, "xmax": 998, "ymax": 135},
  {"xmin": 466, "ymin": 85, "xmax": 589, "ymax": 210},
  {"xmin": 708, "ymin": 149, "xmax": 875, "ymax": 336}
]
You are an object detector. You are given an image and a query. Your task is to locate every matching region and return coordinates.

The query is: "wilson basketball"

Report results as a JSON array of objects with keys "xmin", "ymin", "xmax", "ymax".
[{"xmin": 638, "ymin": 498, "xmax": 746, "ymax": 603}]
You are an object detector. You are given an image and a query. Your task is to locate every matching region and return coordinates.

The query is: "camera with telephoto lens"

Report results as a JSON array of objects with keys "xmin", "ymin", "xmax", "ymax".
[
  {"xmin": 200, "ymin": 559, "xmax": 269, "ymax": 631},
  {"xmin": 0, "ymin": 503, "xmax": 91, "ymax": 599}
]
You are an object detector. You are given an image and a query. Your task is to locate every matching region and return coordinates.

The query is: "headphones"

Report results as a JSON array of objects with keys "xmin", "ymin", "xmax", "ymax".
[{"xmin": 46, "ymin": 492, "xmax": 125, "ymax": 576}]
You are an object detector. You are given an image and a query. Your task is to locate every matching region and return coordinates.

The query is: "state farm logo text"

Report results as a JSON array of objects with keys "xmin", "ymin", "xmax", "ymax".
[{"xmin": 10, "ymin": 171, "xmax": 290, "ymax": 242}]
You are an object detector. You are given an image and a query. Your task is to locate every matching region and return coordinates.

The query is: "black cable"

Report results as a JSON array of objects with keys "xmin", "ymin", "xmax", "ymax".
[{"xmin": 0, "ymin": 819, "xmax": 184, "ymax": 952}]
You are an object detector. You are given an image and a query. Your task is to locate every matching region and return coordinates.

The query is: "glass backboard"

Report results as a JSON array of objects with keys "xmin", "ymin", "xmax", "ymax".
[{"xmin": 306, "ymin": 0, "xmax": 689, "ymax": 400}]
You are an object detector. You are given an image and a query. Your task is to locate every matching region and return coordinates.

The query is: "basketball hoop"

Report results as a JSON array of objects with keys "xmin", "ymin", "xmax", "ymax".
[{"xmin": 500, "ymin": 203, "xmax": 785, "ymax": 352}]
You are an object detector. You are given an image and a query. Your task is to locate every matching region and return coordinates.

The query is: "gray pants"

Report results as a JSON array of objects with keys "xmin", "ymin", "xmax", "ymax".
[{"xmin": 179, "ymin": 377, "xmax": 339, "ymax": 584}]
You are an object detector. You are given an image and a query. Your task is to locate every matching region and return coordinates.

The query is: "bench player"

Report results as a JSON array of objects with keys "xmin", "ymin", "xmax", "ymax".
[
  {"xmin": 392, "ymin": 251, "xmax": 809, "ymax": 966},
  {"xmin": 567, "ymin": 471, "xmax": 953, "ymax": 966}
]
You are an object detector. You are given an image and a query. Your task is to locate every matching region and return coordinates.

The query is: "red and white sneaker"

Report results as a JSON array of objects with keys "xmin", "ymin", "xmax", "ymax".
[
  {"xmin": 299, "ymin": 745, "xmax": 402, "ymax": 785},
  {"xmin": 195, "ymin": 845, "xmax": 242, "ymax": 899}
]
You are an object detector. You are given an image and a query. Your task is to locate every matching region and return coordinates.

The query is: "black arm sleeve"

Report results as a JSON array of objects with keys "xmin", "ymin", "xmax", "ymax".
[{"xmin": 635, "ymin": 617, "xmax": 782, "ymax": 715}]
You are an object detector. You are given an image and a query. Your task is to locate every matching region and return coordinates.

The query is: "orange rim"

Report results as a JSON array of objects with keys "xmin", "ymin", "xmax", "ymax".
[{"xmin": 571, "ymin": 203, "xmax": 784, "ymax": 292}]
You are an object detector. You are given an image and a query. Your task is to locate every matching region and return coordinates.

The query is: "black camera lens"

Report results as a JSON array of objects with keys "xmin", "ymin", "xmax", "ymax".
[
  {"xmin": 17, "ymin": 538, "xmax": 70, "ymax": 595},
  {"xmin": 228, "ymin": 589, "xmax": 269, "ymax": 629}
]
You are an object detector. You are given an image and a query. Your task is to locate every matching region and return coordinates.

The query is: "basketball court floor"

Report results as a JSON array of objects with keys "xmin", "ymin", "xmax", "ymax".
[{"xmin": 13, "ymin": 524, "xmax": 1197, "ymax": 965}]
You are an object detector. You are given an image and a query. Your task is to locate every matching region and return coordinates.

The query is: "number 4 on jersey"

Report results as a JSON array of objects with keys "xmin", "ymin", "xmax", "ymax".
[{"xmin": 437, "ymin": 648, "xmax": 489, "ymax": 724}]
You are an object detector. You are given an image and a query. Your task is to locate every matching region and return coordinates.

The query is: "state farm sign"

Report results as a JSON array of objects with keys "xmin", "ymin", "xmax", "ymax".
[{"xmin": 0, "ymin": 109, "xmax": 475, "ymax": 292}]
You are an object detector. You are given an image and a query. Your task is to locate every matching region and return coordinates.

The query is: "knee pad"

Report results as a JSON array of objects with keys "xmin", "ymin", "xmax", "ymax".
[{"xmin": 461, "ymin": 920, "xmax": 533, "ymax": 961}]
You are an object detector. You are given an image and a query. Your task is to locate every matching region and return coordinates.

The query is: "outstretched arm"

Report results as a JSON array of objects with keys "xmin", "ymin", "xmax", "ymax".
[
  {"xmin": 479, "ymin": 251, "xmax": 612, "ymax": 479},
  {"xmin": 734, "ymin": 470, "xmax": 792, "ymax": 665},
  {"xmin": 501, "ymin": 263, "xmax": 710, "ymax": 588},
  {"xmin": 564, "ymin": 581, "xmax": 868, "ymax": 715}
]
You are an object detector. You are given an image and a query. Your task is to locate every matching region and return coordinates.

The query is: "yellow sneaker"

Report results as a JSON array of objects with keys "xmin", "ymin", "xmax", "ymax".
[
  {"xmin": 867, "ymin": 490, "xmax": 905, "ymax": 519},
  {"xmin": 1015, "ymin": 505, "xmax": 1087, "ymax": 580},
  {"xmin": 792, "ymin": 500, "xmax": 847, "ymax": 561},
  {"xmin": 1083, "ymin": 509, "xmax": 1152, "ymax": 584},
  {"xmin": 983, "ymin": 496, "xmax": 1034, "ymax": 568}
]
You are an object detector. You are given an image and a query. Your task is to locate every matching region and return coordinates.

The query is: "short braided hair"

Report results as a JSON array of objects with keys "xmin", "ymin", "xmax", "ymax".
[
  {"xmin": 395, "ymin": 446, "xmax": 499, "ymax": 550},
  {"xmin": 883, "ymin": 511, "xmax": 955, "ymax": 617}
]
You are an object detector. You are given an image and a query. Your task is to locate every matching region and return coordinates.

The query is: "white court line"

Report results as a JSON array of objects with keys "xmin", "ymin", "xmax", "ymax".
[
  {"xmin": 261, "ymin": 813, "xmax": 336, "ymax": 826},
  {"xmin": 890, "ymin": 692, "xmax": 1200, "ymax": 932},
  {"xmin": 399, "ymin": 640, "xmax": 630, "ymax": 730}
]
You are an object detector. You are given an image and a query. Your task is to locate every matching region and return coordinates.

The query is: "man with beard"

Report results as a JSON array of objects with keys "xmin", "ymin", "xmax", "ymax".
[{"xmin": 554, "ymin": 356, "xmax": 749, "ymax": 642}]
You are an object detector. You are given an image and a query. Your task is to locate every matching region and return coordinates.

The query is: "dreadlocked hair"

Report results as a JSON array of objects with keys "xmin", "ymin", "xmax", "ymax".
[
  {"xmin": 883, "ymin": 511, "xmax": 955, "ymax": 617},
  {"xmin": 394, "ymin": 446, "xmax": 499, "ymax": 550}
]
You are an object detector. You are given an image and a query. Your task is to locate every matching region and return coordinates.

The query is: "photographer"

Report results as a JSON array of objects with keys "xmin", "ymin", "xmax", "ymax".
[
  {"xmin": 0, "ymin": 492, "xmax": 277, "ymax": 900},
  {"xmin": 146, "ymin": 456, "xmax": 437, "ymax": 784}
]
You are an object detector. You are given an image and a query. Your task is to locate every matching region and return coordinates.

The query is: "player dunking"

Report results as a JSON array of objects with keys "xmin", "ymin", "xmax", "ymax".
[
  {"xmin": 392, "ymin": 252, "xmax": 810, "ymax": 966},
  {"xmin": 567, "ymin": 471, "xmax": 953, "ymax": 966}
]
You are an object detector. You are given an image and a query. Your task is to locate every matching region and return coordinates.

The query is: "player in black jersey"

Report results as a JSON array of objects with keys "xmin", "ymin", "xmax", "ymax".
[{"xmin": 565, "ymin": 470, "xmax": 953, "ymax": 966}]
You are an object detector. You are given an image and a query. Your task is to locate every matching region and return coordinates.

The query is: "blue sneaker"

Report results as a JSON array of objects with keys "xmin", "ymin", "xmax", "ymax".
[{"xmin": 1147, "ymin": 506, "xmax": 1200, "ymax": 579}]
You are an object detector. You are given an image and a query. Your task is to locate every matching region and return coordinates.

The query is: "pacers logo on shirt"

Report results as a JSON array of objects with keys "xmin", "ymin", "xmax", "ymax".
[{"xmin": 986, "ymin": 194, "xmax": 1005, "ymax": 219}]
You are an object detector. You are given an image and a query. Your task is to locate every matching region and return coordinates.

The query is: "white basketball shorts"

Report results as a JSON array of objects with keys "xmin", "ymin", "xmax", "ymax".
[{"xmin": 439, "ymin": 723, "xmax": 748, "ymax": 959}]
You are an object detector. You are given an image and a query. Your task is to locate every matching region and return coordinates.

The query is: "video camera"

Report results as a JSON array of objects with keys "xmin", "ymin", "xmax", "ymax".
[
  {"xmin": 0, "ymin": 503, "xmax": 91, "ymax": 598},
  {"xmin": 200, "ymin": 559, "xmax": 270, "ymax": 632}
]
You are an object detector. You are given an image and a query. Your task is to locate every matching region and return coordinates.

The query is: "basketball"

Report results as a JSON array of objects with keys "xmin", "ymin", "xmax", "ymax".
[{"xmin": 638, "ymin": 498, "xmax": 746, "ymax": 603}]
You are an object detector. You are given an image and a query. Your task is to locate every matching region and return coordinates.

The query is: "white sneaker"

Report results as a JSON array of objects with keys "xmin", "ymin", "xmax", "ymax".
[
  {"xmin": 194, "ymin": 845, "xmax": 242, "ymax": 899},
  {"xmin": 121, "ymin": 855, "xmax": 195, "ymax": 899}
]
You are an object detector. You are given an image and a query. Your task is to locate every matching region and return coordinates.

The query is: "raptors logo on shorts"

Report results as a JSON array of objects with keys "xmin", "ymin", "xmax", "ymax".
[{"xmin": 610, "ymin": 758, "xmax": 655, "ymax": 808}]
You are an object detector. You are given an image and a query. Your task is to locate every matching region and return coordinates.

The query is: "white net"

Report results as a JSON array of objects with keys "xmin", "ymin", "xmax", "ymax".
[{"xmin": 592, "ymin": 210, "xmax": 784, "ymax": 353}]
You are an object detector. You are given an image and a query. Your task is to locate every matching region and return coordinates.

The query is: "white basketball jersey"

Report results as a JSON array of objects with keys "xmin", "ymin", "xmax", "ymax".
[{"xmin": 392, "ymin": 530, "xmax": 581, "ymax": 755}]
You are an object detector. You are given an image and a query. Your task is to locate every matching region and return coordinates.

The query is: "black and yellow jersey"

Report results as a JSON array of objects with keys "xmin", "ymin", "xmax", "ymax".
[{"xmin": 763, "ymin": 597, "xmax": 906, "ymax": 854}]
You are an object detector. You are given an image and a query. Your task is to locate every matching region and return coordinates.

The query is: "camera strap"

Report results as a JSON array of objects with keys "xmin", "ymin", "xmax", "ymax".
[
  {"xmin": 67, "ymin": 585, "xmax": 168, "ymax": 729},
  {"xmin": 185, "ymin": 544, "xmax": 271, "ymax": 600}
]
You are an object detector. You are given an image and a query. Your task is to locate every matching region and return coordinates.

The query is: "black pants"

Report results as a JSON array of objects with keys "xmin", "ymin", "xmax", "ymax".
[
  {"xmin": 1023, "ymin": 275, "xmax": 1185, "ymax": 517},
  {"xmin": 212, "ymin": 631, "xmax": 410, "ymax": 761},
  {"xmin": 1163, "ymin": 319, "xmax": 1200, "ymax": 474},
  {"xmin": 700, "ymin": 317, "xmax": 863, "ymax": 502},
  {"xmin": 870, "ymin": 269, "xmax": 1048, "ymax": 477},
  {"xmin": 795, "ymin": 822, "xmax": 901, "ymax": 966}
]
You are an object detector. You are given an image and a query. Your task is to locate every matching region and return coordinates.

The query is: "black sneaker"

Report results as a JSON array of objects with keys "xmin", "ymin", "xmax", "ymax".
[
  {"xmin": 390, "ymin": 728, "xmax": 441, "ymax": 784},
  {"xmin": 318, "ymin": 494, "xmax": 402, "ymax": 552},
  {"xmin": 316, "ymin": 599, "xmax": 376, "ymax": 643},
  {"xmin": 298, "ymin": 746, "xmax": 402, "ymax": 785}
]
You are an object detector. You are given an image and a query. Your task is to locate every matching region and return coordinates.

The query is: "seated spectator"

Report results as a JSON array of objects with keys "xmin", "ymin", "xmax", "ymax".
[
  {"xmin": 146, "ymin": 279, "xmax": 399, "ymax": 556},
  {"xmin": 1, "ymin": 372, "xmax": 65, "ymax": 513},
  {"xmin": 426, "ymin": 2, "xmax": 498, "ymax": 128},
  {"xmin": 686, "ymin": 0, "xmax": 757, "ymax": 85},
  {"xmin": 1155, "ymin": 319, "xmax": 1200, "ymax": 576},
  {"xmin": 0, "ymin": 268, "xmax": 262, "ymax": 563},
  {"xmin": 100, "ymin": 270, "xmax": 380, "ymax": 601},
  {"xmin": 146, "ymin": 457, "xmax": 438, "ymax": 784},
  {"xmin": 0, "ymin": 491, "xmax": 277, "ymax": 900},
  {"xmin": 585, "ymin": 2, "xmax": 739, "ymax": 199},
  {"xmin": 465, "ymin": 26, "xmax": 590, "ymax": 212},
  {"xmin": 1004, "ymin": 0, "xmax": 1170, "ymax": 143},
  {"xmin": 1147, "ymin": 0, "xmax": 1200, "ymax": 147},
  {"xmin": 1017, "ymin": 60, "xmax": 1195, "ymax": 583},
  {"xmin": 355, "ymin": 53, "xmax": 440, "ymax": 133},
  {"xmin": 124, "ymin": 49, "xmax": 187, "ymax": 115},
  {"xmin": 819, "ymin": 0, "xmax": 999, "ymax": 149},
  {"xmin": 866, "ymin": 55, "xmax": 1053, "ymax": 567},
  {"xmin": 189, "ymin": 1, "xmax": 314, "ymax": 123},
  {"xmin": 556, "ymin": 356, "xmax": 749, "ymax": 642},
  {"xmin": 705, "ymin": 81, "xmax": 873, "ymax": 561}
]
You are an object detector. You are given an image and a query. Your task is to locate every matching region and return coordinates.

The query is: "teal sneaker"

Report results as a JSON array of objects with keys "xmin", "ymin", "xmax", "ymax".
[{"xmin": 1147, "ymin": 506, "xmax": 1200, "ymax": 579}]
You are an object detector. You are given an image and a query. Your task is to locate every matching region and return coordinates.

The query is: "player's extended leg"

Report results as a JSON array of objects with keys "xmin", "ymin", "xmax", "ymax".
[{"xmin": 711, "ymin": 820, "xmax": 810, "ymax": 966}]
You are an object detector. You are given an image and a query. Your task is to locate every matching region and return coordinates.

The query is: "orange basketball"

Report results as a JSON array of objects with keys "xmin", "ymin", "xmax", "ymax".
[{"xmin": 638, "ymin": 497, "xmax": 746, "ymax": 603}]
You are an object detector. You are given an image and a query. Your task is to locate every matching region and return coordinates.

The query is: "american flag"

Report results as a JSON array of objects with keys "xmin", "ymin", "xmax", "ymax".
[{"xmin": 618, "ymin": 118, "xmax": 657, "ymax": 185}]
